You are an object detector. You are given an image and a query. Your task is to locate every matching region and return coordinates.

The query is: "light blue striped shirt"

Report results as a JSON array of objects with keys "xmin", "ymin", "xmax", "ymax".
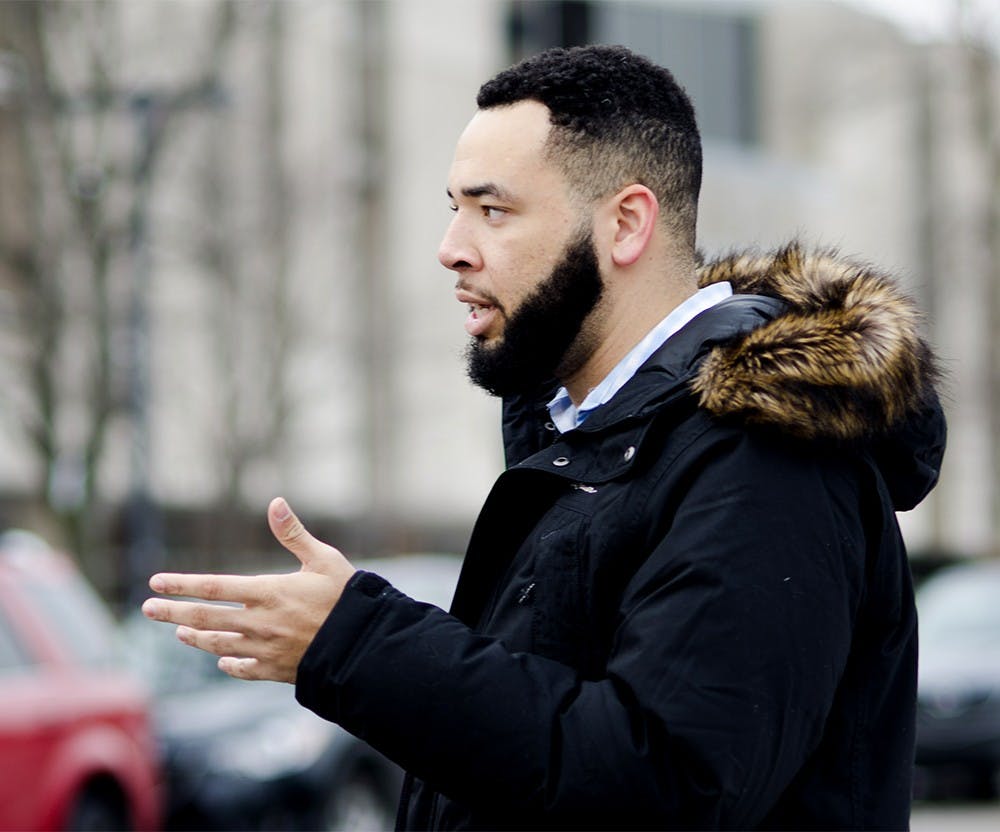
[{"xmin": 547, "ymin": 281, "xmax": 733, "ymax": 433}]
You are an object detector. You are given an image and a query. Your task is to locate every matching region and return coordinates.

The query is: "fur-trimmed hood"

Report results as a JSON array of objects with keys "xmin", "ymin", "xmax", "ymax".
[
  {"xmin": 500, "ymin": 242, "xmax": 945, "ymax": 511},
  {"xmin": 688, "ymin": 242, "xmax": 945, "ymax": 511},
  {"xmin": 692, "ymin": 242, "xmax": 939, "ymax": 443}
]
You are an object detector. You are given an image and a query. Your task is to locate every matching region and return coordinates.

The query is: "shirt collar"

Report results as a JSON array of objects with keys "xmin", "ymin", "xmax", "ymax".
[{"xmin": 547, "ymin": 281, "xmax": 733, "ymax": 433}]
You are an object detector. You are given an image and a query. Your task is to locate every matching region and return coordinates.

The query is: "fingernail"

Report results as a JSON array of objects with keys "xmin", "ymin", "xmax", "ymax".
[
  {"xmin": 149, "ymin": 575, "xmax": 165, "ymax": 592},
  {"xmin": 176, "ymin": 626, "xmax": 194, "ymax": 644},
  {"xmin": 273, "ymin": 497, "xmax": 291, "ymax": 521},
  {"xmin": 142, "ymin": 600, "xmax": 161, "ymax": 618}
]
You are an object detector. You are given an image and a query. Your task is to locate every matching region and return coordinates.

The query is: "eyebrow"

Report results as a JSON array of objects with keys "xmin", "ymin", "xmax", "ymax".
[{"xmin": 446, "ymin": 183, "xmax": 517, "ymax": 202}]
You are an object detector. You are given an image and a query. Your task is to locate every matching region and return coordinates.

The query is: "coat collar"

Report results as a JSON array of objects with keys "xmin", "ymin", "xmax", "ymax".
[
  {"xmin": 499, "ymin": 241, "xmax": 944, "ymax": 504},
  {"xmin": 502, "ymin": 294, "xmax": 787, "ymax": 482}
]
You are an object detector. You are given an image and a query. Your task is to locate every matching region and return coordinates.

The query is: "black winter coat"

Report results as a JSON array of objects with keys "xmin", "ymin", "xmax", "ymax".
[{"xmin": 295, "ymin": 243, "xmax": 946, "ymax": 830}]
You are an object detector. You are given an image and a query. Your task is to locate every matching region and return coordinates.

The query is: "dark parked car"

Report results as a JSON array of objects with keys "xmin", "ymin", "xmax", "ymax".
[
  {"xmin": 915, "ymin": 560, "xmax": 1000, "ymax": 799},
  {"xmin": 0, "ymin": 530, "xmax": 163, "ymax": 831},
  {"xmin": 127, "ymin": 553, "xmax": 461, "ymax": 831}
]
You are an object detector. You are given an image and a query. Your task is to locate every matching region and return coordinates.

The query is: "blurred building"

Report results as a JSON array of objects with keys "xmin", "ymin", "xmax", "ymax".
[
  {"xmin": 0, "ymin": 0, "xmax": 996, "ymax": 588},
  {"xmin": 388, "ymin": 0, "xmax": 997, "ymax": 559}
]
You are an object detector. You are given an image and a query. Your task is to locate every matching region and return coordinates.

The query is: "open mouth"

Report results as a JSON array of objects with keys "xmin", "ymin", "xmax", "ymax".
[
  {"xmin": 456, "ymin": 289, "xmax": 501, "ymax": 338},
  {"xmin": 465, "ymin": 303, "xmax": 498, "ymax": 337}
]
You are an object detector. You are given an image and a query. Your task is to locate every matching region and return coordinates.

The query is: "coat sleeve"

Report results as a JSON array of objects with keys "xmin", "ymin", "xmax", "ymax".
[{"xmin": 295, "ymin": 434, "xmax": 870, "ymax": 828}]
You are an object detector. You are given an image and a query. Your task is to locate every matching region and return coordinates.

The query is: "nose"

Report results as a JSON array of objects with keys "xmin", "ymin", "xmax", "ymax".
[{"xmin": 438, "ymin": 215, "xmax": 481, "ymax": 272}]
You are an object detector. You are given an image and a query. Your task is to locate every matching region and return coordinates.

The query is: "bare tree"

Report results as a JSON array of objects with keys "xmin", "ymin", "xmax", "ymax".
[
  {"xmin": 194, "ymin": 0, "xmax": 295, "ymax": 555},
  {"xmin": 0, "ymin": 0, "xmax": 239, "ymax": 591},
  {"xmin": 0, "ymin": 1, "xmax": 123, "ymax": 578}
]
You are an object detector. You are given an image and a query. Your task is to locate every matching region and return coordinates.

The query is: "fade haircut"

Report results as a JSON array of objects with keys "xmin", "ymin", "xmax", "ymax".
[{"xmin": 477, "ymin": 44, "xmax": 702, "ymax": 249}]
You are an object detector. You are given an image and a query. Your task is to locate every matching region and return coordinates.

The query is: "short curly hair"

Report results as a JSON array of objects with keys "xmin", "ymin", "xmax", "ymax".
[{"xmin": 478, "ymin": 45, "xmax": 702, "ymax": 248}]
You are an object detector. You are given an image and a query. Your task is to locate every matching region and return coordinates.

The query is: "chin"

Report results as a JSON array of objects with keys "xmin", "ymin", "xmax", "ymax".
[{"xmin": 474, "ymin": 332, "xmax": 503, "ymax": 349}]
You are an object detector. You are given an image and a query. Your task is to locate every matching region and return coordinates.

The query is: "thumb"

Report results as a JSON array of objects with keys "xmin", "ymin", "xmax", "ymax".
[{"xmin": 268, "ymin": 497, "xmax": 348, "ymax": 575}]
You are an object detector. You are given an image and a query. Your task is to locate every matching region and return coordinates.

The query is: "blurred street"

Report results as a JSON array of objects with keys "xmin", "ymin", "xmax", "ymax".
[{"xmin": 912, "ymin": 801, "xmax": 1000, "ymax": 830}]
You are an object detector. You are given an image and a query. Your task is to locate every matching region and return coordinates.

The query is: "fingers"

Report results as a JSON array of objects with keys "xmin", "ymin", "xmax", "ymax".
[
  {"xmin": 218, "ymin": 656, "xmax": 292, "ymax": 684},
  {"xmin": 176, "ymin": 624, "xmax": 246, "ymax": 656},
  {"xmin": 177, "ymin": 627, "xmax": 295, "ymax": 683},
  {"xmin": 267, "ymin": 497, "xmax": 345, "ymax": 572},
  {"xmin": 148, "ymin": 571, "xmax": 262, "ymax": 604},
  {"xmin": 138, "ymin": 500, "xmax": 354, "ymax": 687},
  {"xmin": 142, "ymin": 597, "xmax": 244, "ymax": 632},
  {"xmin": 176, "ymin": 626, "xmax": 298, "ymax": 684},
  {"xmin": 143, "ymin": 568, "xmax": 336, "ymax": 686},
  {"xmin": 151, "ymin": 618, "xmax": 296, "ymax": 684}
]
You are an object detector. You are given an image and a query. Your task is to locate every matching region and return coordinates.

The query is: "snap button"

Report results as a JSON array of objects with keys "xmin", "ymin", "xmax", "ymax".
[
  {"xmin": 544, "ymin": 421, "xmax": 556, "ymax": 431},
  {"xmin": 552, "ymin": 457, "xmax": 570, "ymax": 467},
  {"xmin": 623, "ymin": 446, "xmax": 636, "ymax": 462}
]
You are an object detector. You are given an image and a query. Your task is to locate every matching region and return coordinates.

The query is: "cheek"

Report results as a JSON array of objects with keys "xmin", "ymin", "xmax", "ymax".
[
  {"xmin": 486, "ymin": 214, "xmax": 577, "ymax": 310},
  {"xmin": 495, "ymin": 272, "xmax": 538, "ymax": 319},
  {"xmin": 493, "ymin": 242, "xmax": 556, "ymax": 303}
]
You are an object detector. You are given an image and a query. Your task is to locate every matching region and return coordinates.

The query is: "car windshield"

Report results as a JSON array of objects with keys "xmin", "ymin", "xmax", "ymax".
[
  {"xmin": 0, "ymin": 603, "xmax": 36, "ymax": 674},
  {"xmin": 123, "ymin": 611, "xmax": 236, "ymax": 696},
  {"xmin": 19, "ymin": 571, "xmax": 120, "ymax": 669},
  {"xmin": 917, "ymin": 567, "xmax": 1000, "ymax": 651}
]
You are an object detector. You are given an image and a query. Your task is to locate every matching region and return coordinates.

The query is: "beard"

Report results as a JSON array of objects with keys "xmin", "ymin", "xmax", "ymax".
[{"xmin": 465, "ymin": 229, "xmax": 604, "ymax": 398}]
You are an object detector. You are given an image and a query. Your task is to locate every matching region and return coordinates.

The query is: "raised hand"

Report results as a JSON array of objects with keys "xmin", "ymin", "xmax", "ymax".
[{"xmin": 141, "ymin": 497, "xmax": 357, "ymax": 683}]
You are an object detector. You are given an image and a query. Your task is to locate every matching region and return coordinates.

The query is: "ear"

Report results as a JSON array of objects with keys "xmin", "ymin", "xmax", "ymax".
[{"xmin": 609, "ymin": 184, "xmax": 659, "ymax": 267}]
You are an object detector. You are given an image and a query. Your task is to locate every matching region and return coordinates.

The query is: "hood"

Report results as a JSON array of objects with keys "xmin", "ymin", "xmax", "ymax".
[{"xmin": 693, "ymin": 242, "xmax": 945, "ymax": 509}]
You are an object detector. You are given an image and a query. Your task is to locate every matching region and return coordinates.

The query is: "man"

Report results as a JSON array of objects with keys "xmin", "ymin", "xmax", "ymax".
[{"xmin": 143, "ymin": 45, "xmax": 945, "ymax": 829}]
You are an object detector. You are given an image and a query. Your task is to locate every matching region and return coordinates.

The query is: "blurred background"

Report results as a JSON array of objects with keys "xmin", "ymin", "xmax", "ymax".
[
  {"xmin": 1, "ymin": 0, "xmax": 999, "ymax": 828},
  {"xmin": 0, "ymin": 0, "xmax": 997, "ymax": 599}
]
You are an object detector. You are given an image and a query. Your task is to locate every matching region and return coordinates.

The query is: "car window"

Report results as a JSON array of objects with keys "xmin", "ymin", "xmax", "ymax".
[
  {"xmin": 0, "ymin": 602, "xmax": 35, "ymax": 674},
  {"xmin": 918, "ymin": 570, "xmax": 1000, "ymax": 650},
  {"xmin": 19, "ymin": 574, "xmax": 119, "ymax": 668},
  {"xmin": 123, "ymin": 609, "xmax": 238, "ymax": 695}
]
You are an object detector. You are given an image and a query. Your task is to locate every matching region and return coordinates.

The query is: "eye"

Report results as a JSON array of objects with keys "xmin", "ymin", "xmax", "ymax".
[
  {"xmin": 448, "ymin": 203, "xmax": 458, "ymax": 213},
  {"xmin": 482, "ymin": 206, "xmax": 506, "ymax": 220}
]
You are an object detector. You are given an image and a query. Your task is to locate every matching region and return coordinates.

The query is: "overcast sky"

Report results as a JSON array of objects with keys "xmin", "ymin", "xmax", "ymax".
[
  {"xmin": 700, "ymin": 0, "xmax": 998, "ymax": 44},
  {"xmin": 841, "ymin": 0, "xmax": 996, "ymax": 43}
]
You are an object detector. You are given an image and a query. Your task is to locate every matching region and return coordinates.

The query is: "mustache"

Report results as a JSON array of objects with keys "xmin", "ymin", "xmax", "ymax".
[{"xmin": 455, "ymin": 280, "xmax": 506, "ymax": 317}]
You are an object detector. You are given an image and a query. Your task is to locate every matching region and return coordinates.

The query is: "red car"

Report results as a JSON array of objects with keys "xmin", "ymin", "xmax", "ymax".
[{"xmin": 0, "ymin": 530, "xmax": 162, "ymax": 831}]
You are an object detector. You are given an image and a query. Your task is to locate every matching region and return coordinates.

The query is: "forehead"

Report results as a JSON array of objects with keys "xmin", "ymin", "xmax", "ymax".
[{"xmin": 448, "ymin": 100, "xmax": 566, "ymax": 199}]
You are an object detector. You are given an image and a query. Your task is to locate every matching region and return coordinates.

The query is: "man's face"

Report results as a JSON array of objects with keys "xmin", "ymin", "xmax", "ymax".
[
  {"xmin": 439, "ymin": 100, "xmax": 604, "ymax": 396},
  {"xmin": 465, "ymin": 228, "xmax": 603, "ymax": 396}
]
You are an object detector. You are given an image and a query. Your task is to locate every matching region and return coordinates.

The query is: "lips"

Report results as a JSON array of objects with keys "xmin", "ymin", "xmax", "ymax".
[{"xmin": 456, "ymin": 288, "xmax": 500, "ymax": 338}]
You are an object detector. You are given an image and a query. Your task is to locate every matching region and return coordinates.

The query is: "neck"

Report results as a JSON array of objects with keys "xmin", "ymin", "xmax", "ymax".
[{"xmin": 560, "ymin": 266, "xmax": 698, "ymax": 406}]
